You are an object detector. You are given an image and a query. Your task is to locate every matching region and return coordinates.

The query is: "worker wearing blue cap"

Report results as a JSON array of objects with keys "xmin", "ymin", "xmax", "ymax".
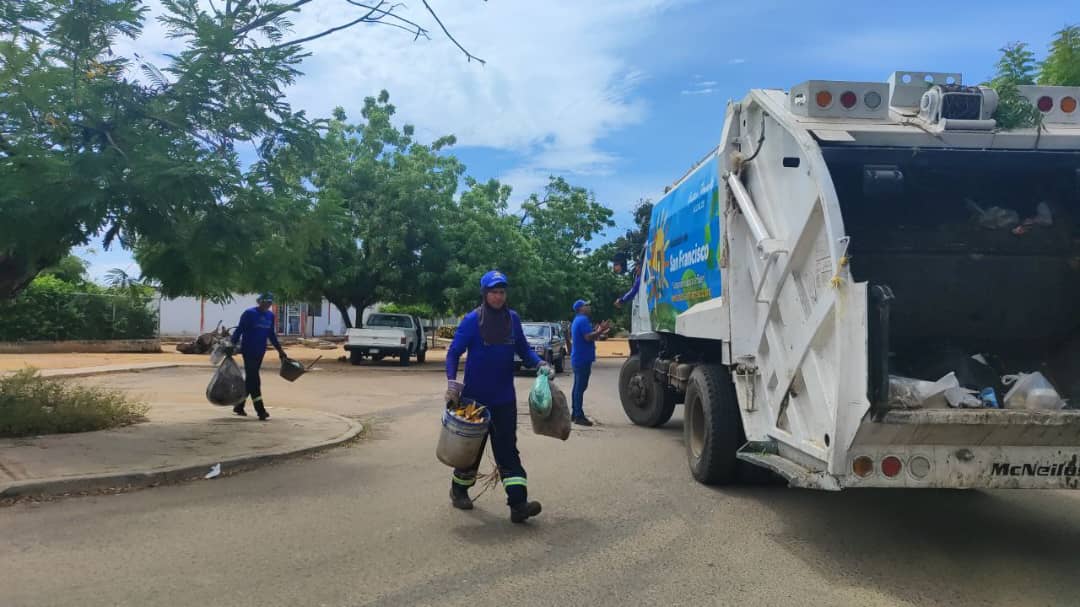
[
  {"xmin": 570, "ymin": 299, "xmax": 610, "ymax": 426},
  {"xmin": 229, "ymin": 293, "xmax": 287, "ymax": 420},
  {"xmin": 445, "ymin": 270, "xmax": 550, "ymax": 523}
]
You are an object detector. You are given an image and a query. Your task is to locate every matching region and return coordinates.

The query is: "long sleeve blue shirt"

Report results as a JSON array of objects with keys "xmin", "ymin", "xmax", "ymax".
[
  {"xmin": 446, "ymin": 309, "xmax": 542, "ymax": 407},
  {"xmin": 618, "ymin": 272, "xmax": 641, "ymax": 304},
  {"xmin": 230, "ymin": 307, "xmax": 281, "ymax": 357}
]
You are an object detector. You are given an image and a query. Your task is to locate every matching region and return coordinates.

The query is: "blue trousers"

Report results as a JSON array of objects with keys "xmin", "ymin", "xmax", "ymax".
[
  {"xmin": 571, "ymin": 364, "xmax": 592, "ymax": 419},
  {"xmin": 451, "ymin": 404, "xmax": 527, "ymax": 506}
]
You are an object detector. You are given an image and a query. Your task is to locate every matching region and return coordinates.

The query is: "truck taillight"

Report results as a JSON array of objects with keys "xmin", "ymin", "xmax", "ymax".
[
  {"xmin": 840, "ymin": 91, "xmax": 857, "ymax": 109},
  {"xmin": 1038, "ymin": 95, "xmax": 1054, "ymax": 112},
  {"xmin": 864, "ymin": 91, "xmax": 883, "ymax": 109},
  {"xmin": 815, "ymin": 90, "xmax": 832, "ymax": 108},
  {"xmin": 1062, "ymin": 96, "xmax": 1077, "ymax": 114},
  {"xmin": 852, "ymin": 456, "xmax": 874, "ymax": 478},
  {"xmin": 881, "ymin": 456, "xmax": 903, "ymax": 478},
  {"xmin": 400, "ymin": 337, "xmax": 406, "ymax": 345}
]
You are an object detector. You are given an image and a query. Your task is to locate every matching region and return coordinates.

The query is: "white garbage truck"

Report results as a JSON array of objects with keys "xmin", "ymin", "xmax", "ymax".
[{"xmin": 618, "ymin": 71, "xmax": 1080, "ymax": 490}]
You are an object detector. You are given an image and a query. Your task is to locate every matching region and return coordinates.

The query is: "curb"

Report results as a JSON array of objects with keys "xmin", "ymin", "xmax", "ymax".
[{"xmin": 0, "ymin": 414, "xmax": 365, "ymax": 500}]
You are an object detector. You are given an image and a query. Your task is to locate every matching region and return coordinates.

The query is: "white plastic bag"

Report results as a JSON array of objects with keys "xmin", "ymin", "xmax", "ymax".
[
  {"xmin": 206, "ymin": 356, "xmax": 247, "ymax": 407},
  {"xmin": 1002, "ymin": 372, "xmax": 1065, "ymax": 410}
]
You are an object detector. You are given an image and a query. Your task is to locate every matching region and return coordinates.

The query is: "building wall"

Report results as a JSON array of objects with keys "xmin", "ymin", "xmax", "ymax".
[{"xmin": 160, "ymin": 294, "xmax": 373, "ymax": 338}]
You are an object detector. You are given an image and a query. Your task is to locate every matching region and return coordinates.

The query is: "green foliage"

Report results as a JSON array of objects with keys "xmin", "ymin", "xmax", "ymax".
[
  {"xmin": 41, "ymin": 255, "xmax": 90, "ymax": 284},
  {"xmin": 380, "ymin": 302, "xmax": 438, "ymax": 319},
  {"xmin": 1039, "ymin": 25, "xmax": 1080, "ymax": 85},
  {"xmin": 0, "ymin": 368, "xmax": 148, "ymax": 438},
  {"xmin": 0, "ymin": 274, "xmax": 158, "ymax": 341},
  {"xmin": 989, "ymin": 42, "xmax": 1042, "ymax": 130}
]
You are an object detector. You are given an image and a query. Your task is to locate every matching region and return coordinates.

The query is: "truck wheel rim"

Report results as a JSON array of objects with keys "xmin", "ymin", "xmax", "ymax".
[{"xmin": 628, "ymin": 374, "xmax": 650, "ymax": 408}]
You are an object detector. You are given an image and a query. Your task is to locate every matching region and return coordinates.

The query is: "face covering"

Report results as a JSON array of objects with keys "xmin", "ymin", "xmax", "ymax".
[{"xmin": 476, "ymin": 291, "xmax": 512, "ymax": 345}]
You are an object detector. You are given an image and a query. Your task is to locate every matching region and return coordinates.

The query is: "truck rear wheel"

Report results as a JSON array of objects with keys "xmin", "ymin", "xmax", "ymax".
[
  {"xmin": 684, "ymin": 364, "xmax": 742, "ymax": 485},
  {"xmin": 619, "ymin": 355, "xmax": 676, "ymax": 427},
  {"xmin": 399, "ymin": 353, "xmax": 410, "ymax": 367},
  {"xmin": 349, "ymin": 350, "xmax": 363, "ymax": 365},
  {"xmin": 416, "ymin": 348, "xmax": 426, "ymax": 364}
]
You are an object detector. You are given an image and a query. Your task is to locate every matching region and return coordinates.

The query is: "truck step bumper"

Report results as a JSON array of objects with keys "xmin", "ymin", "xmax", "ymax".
[{"xmin": 737, "ymin": 443, "xmax": 841, "ymax": 491}]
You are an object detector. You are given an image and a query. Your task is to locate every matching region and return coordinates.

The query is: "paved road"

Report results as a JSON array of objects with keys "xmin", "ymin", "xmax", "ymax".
[{"xmin": 4, "ymin": 361, "xmax": 1080, "ymax": 606}]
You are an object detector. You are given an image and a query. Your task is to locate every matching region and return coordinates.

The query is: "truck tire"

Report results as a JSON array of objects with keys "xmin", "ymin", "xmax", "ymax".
[
  {"xmin": 416, "ymin": 348, "xmax": 426, "ymax": 364},
  {"xmin": 684, "ymin": 364, "xmax": 742, "ymax": 485},
  {"xmin": 349, "ymin": 350, "xmax": 363, "ymax": 365},
  {"xmin": 619, "ymin": 355, "xmax": 676, "ymax": 427},
  {"xmin": 554, "ymin": 352, "xmax": 565, "ymax": 374},
  {"xmin": 399, "ymin": 352, "xmax": 410, "ymax": 367}
]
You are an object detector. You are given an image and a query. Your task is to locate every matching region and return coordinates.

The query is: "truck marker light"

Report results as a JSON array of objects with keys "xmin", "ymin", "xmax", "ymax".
[
  {"xmin": 852, "ymin": 456, "xmax": 874, "ymax": 478},
  {"xmin": 815, "ymin": 90, "xmax": 833, "ymax": 108},
  {"xmin": 1037, "ymin": 96, "xmax": 1054, "ymax": 112},
  {"xmin": 881, "ymin": 456, "xmax": 903, "ymax": 478},
  {"xmin": 909, "ymin": 456, "xmax": 931, "ymax": 479},
  {"xmin": 840, "ymin": 91, "xmax": 857, "ymax": 109},
  {"xmin": 864, "ymin": 91, "xmax": 882, "ymax": 109},
  {"xmin": 1061, "ymin": 96, "xmax": 1077, "ymax": 114}
]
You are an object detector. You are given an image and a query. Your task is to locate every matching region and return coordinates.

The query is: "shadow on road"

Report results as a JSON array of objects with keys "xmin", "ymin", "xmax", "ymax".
[{"xmin": 728, "ymin": 483, "xmax": 1080, "ymax": 605}]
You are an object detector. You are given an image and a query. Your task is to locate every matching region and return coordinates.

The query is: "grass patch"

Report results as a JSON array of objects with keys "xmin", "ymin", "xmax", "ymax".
[{"xmin": 0, "ymin": 368, "xmax": 149, "ymax": 438}]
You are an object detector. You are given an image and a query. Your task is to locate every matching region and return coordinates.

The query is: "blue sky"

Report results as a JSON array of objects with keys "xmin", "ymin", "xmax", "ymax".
[{"xmin": 77, "ymin": 0, "xmax": 1078, "ymax": 281}]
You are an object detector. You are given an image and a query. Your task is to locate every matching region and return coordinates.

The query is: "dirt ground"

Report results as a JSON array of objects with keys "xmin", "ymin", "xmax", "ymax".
[{"xmin": 0, "ymin": 339, "xmax": 630, "ymax": 372}]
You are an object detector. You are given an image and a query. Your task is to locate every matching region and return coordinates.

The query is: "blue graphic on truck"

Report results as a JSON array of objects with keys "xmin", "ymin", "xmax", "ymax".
[{"xmin": 644, "ymin": 153, "xmax": 722, "ymax": 332}]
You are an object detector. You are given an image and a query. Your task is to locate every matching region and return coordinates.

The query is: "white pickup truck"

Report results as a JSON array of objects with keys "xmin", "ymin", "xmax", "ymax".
[
  {"xmin": 345, "ymin": 313, "xmax": 427, "ymax": 366},
  {"xmin": 620, "ymin": 71, "xmax": 1080, "ymax": 491}
]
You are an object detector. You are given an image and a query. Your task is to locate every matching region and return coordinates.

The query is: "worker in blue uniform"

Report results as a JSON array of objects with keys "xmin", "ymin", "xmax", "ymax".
[
  {"xmin": 229, "ymin": 293, "xmax": 287, "ymax": 421},
  {"xmin": 445, "ymin": 270, "xmax": 551, "ymax": 523}
]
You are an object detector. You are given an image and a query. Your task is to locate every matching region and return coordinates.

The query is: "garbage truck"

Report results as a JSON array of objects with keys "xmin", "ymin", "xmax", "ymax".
[{"xmin": 618, "ymin": 71, "xmax": 1080, "ymax": 490}]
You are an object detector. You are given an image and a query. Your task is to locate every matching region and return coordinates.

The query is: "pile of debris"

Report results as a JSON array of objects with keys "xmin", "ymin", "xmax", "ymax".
[
  {"xmin": 176, "ymin": 323, "xmax": 231, "ymax": 355},
  {"xmin": 889, "ymin": 353, "xmax": 1067, "ymax": 411},
  {"xmin": 296, "ymin": 338, "xmax": 339, "ymax": 350}
]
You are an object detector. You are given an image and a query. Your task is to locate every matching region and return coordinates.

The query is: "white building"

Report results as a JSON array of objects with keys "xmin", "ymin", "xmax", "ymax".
[{"xmin": 159, "ymin": 294, "xmax": 376, "ymax": 338}]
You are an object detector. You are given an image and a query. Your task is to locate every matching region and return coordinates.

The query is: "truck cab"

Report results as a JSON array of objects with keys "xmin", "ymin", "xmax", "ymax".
[
  {"xmin": 345, "ymin": 313, "xmax": 427, "ymax": 366},
  {"xmin": 620, "ymin": 72, "xmax": 1080, "ymax": 490}
]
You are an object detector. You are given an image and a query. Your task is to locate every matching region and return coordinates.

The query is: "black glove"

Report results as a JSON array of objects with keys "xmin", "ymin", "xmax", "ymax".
[{"xmin": 278, "ymin": 349, "xmax": 287, "ymax": 361}]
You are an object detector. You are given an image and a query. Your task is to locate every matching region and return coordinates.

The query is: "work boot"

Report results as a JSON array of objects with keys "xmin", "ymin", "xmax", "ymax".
[
  {"xmin": 233, "ymin": 404, "xmax": 247, "ymax": 417},
  {"xmin": 510, "ymin": 501, "xmax": 542, "ymax": 524},
  {"xmin": 450, "ymin": 486, "xmax": 473, "ymax": 510},
  {"xmin": 254, "ymin": 404, "xmax": 270, "ymax": 421},
  {"xmin": 572, "ymin": 416, "xmax": 594, "ymax": 427}
]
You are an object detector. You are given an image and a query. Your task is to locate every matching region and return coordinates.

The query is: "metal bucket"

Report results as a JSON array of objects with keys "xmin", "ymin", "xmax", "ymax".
[{"xmin": 436, "ymin": 404, "xmax": 490, "ymax": 468}]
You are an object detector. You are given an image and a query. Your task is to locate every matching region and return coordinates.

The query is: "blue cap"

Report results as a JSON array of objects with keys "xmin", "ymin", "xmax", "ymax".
[
  {"xmin": 257, "ymin": 292, "xmax": 274, "ymax": 303},
  {"xmin": 573, "ymin": 299, "xmax": 590, "ymax": 312},
  {"xmin": 480, "ymin": 270, "xmax": 509, "ymax": 290}
]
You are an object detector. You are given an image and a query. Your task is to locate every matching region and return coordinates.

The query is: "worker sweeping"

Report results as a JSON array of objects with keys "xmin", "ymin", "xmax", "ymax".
[
  {"xmin": 229, "ymin": 293, "xmax": 287, "ymax": 421},
  {"xmin": 445, "ymin": 270, "xmax": 551, "ymax": 523}
]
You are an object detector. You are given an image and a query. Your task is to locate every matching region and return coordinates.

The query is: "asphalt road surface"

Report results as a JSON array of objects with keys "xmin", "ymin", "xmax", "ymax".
[{"xmin": 4, "ymin": 361, "xmax": 1080, "ymax": 606}]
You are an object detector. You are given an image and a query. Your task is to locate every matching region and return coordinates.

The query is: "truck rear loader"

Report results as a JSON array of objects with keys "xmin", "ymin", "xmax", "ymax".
[{"xmin": 619, "ymin": 71, "xmax": 1080, "ymax": 490}]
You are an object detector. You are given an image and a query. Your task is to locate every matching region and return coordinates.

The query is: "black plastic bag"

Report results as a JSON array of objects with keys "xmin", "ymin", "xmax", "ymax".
[{"xmin": 206, "ymin": 356, "xmax": 247, "ymax": 407}]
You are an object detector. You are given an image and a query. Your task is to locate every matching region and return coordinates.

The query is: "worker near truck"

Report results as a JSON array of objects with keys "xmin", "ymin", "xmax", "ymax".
[
  {"xmin": 614, "ymin": 251, "xmax": 645, "ymax": 309},
  {"xmin": 445, "ymin": 270, "xmax": 550, "ymax": 523},
  {"xmin": 228, "ymin": 293, "xmax": 287, "ymax": 421},
  {"xmin": 570, "ymin": 300, "xmax": 610, "ymax": 426}
]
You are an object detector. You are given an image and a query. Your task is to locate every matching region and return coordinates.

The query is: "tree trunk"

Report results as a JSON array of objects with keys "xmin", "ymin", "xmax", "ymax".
[{"xmin": 333, "ymin": 301, "xmax": 353, "ymax": 329}]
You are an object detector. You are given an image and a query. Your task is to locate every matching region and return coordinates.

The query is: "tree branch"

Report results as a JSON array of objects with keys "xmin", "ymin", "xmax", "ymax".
[
  {"xmin": 233, "ymin": 0, "xmax": 313, "ymax": 37},
  {"xmin": 421, "ymin": 0, "xmax": 484, "ymax": 64}
]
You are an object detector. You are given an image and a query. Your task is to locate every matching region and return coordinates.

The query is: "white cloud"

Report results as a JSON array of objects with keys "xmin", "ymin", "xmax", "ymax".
[
  {"xmin": 728, "ymin": 58, "xmax": 747, "ymax": 64},
  {"xmin": 680, "ymin": 88, "xmax": 714, "ymax": 95},
  {"xmin": 120, "ymin": 1, "xmax": 688, "ymax": 181}
]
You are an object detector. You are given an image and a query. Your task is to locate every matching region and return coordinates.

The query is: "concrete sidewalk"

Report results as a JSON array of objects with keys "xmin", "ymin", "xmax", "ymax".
[{"xmin": 0, "ymin": 401, "xmax": 363, "ymax": 499}]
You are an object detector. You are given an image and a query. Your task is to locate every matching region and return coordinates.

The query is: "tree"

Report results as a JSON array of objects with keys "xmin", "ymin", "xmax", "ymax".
[
  {"xmin": 0, "ymin": 0, "xmax": 483, "ymax": 301},
  {"xmin": 1039, "ymin": 25, "xmax": 1080, "ymax": 85},
  {"xmin": 41, "ymin": 255, "xmax": 89, "ymax": 285},
  {"xmin": 302, "ymin": 94, "xmax": 464, "ymax": 328},
  {"xmin": 988, "ymin": 42, "xmax": 1041, "ymax": 129},
  {"xmin": 610, "ymin": 198, "xmax": 653, "ymax": 273}
]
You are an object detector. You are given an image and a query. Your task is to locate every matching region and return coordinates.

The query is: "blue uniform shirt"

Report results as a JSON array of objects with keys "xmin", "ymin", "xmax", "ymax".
[
  {"xmin": 570, "ymin": 314, "xmax": 596, "ymax": 368},
  {"xmin": 231, "ymin": 307, "xmax": 281, "ymax": 357},
  {"xmin": 446, "ymin": 309, "xmax": 542, "ymax": 407}
]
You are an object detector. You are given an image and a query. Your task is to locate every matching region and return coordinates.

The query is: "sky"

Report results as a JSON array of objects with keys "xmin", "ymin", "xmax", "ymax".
[{"xmin": 76, "ymin": 0, "xmax": 1079, "ymax": 281}]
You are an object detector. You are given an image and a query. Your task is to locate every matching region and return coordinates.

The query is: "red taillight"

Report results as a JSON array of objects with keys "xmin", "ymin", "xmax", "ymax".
[
  {"xmin": 815, "ymin": 90, "xmax": 833, "ymax": 108},
  {"xmin": 1037, "ymin": 96, "xmax": 1054, "ymax": 112},
  {"xmin": 881, "ymin": 456, "xmax": 903, "ymax": 478},
  {"xmin": 1062, "ymin": 96, "xmax": 1077, "ymax": 114},
  {"xmin": 400, "ymin": 337, "xmax": 406, "ymax": 345},
  {"xmin": 840, "ymin": 91, "xmax": 857, "ymax": 109}
]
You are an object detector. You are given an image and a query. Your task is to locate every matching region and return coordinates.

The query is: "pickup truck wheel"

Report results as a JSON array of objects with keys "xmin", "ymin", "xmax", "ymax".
[
  {"xmin": 416, "ymin": 348, "xmax": 426, "ymax": 364},
  {"xmin": 398, "ymin": 353, "xmax": 410, "ymax": 367},
  {"xmin": 554, "ymin": 354, "xmax": 565, "ymax": 374},
  {"xmin": 684, "ymin": 364, "xmax": 742, "ymax": 485},
  {"xmin": 619, "ymin": 355, "xmax": 676, "ymax": 427},
  {"xmin": 349, "ymin": 350, "xmax": 363, "ymax": 365}
]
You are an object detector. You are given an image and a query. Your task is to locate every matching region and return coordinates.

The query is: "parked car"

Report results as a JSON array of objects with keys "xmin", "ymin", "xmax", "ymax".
[
  {"xmin": 516, "ymin": 322, "xmax": 567, "ymax": 374},
  {"xmin": 345, "ymin": 313, "xmax": 427, "ymax": 366}
]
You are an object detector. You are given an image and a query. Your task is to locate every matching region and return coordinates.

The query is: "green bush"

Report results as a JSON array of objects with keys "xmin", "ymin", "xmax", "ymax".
[
  {"xmin": 0, "ymin": 369, "xmax": 149, "ymax": 438},
  {"xmin": 0, "ymin": 275, "xmax": 158, "ymax": 341},
  {"xmin": 436, "ymin": 325, "xmax": 457, "ymax": 339}
]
